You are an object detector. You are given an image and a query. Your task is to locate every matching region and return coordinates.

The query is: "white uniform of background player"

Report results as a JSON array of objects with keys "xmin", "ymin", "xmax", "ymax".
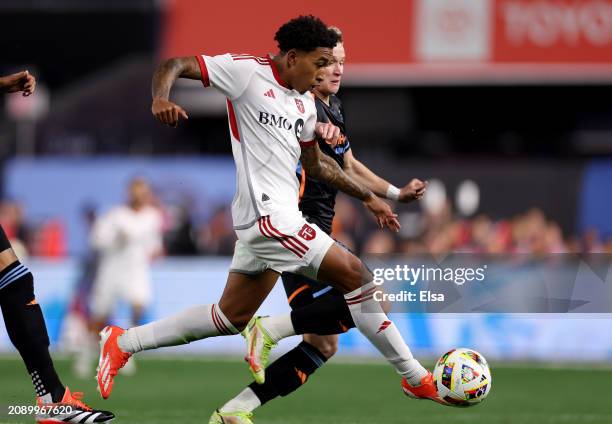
[
  {"xmin": 90, "ymin": 196, "xmax": 163, "ymax": 320},
  {"xmin": 76, "ymin": 178, "xmax": 162, "ymax": 377}
]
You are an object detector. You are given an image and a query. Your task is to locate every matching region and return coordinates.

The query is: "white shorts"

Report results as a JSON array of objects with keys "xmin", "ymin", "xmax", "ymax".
[
  {"xmin": 90, "ymin": 274, "xmax": 152, "ymax": 320},
  {"xmin": 230, "ymin": 211, "xmax": 335, "ymax": 280}
]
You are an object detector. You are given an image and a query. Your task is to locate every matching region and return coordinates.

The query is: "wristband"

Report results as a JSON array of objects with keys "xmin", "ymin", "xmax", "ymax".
[{"xmin": 386, "ymin": 185, "xmax": 400, "ymax": 201}]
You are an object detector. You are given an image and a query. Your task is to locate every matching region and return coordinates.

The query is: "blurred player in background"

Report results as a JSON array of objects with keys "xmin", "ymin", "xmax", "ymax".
[
  {"xmin": 97, "ymin": 16, "xmax": 440, "ymax": 417},
  {"xmin": 214, "ymin": 27, "xmax": 427, "ymax": 423},
  {"xmin": 0, "ymin": 71, "xmax": 115, "ymax": 423},
  {"xmin": 76, "ymin": 178, "xmax": 162, "ymax": 377}
]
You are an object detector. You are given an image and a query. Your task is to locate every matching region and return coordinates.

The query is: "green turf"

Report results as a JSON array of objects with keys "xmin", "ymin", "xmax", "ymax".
[{"xmin": 0, "ymin": 356, "xmax": 610, "ymax": 424}]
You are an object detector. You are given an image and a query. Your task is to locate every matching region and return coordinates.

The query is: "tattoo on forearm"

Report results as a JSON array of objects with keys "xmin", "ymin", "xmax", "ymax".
[
  {"xmin": 152, "ymin": 59, "xmax": 180, "ymax": 100},
  {"xmin": 302, "ymin": 147, "xmax": 373, "ymax": 201},
  {"xmin": 152, "ymin": 57, "xmax": 201, "ymax": 100}
]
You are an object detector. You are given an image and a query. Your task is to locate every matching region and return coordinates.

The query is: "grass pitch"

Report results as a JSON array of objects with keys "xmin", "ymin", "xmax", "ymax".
[{"xmin": 0, "ymin": 356, "xmax": 610, "ymax": 424}]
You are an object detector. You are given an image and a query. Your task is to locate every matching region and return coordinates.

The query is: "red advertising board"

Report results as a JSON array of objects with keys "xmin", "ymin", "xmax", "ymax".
[
  {"xmin": 161, "ymin": 0, "xmax": 612, "ymax": 83},
  {"xmin": 161, "ymin": 0, "xmax": 416, "ymax": 64},
  {"xmin": 494, "ymin": 0, "xmax": 612, "ymax": 62}
]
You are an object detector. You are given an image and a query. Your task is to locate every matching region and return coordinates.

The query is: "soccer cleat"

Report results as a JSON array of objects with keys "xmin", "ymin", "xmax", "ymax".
[
  {"xmin": 96, "ymin": 325, "xmax": 131, "ymax": 399},
  {"xmin": 242, "ymin": 316, "xmax": 276, "ymax": 384},
  {"xmin": 209, "ymin": 409, "xmax": 254, "ymax": 424},
  {"xmin": 35, "ymin": 387, "xmax": 115, "ymax": 423},
  {"xmin": 401, "ymin": 372, "xmax": 445, "ymax": 404}
]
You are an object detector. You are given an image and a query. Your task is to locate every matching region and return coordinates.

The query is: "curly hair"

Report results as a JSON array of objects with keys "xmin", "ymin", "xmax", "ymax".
[{"xmin": 275, "ymin": 15, "xmax": 339, "ymax": 53}]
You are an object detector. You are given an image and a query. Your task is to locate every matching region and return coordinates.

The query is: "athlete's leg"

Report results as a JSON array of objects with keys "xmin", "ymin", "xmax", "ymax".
[
  {"xmin": 316, "ymin": 243, "xmax": 430, "ymax": 387},
  {"xmin": 0, "ymin": 225, "xmax": 66, "ymax": 401},
  {"xmin": 97, "ymin": 269, "xmax": 279, "ymax": 398},
  {"xmin": 303, "ymin": 333, "xmax": 338, "ymax": 359},
  {"xmin": 219, "ymin": 272, "xmax": 343, "ymax": 416},
  {"xmin": 0, "ymin": 253, "xmax": 65, "ymax": 402},
  {"xmin": 116, "ymin": 270, "xmax": 278, "ymax": 353}
]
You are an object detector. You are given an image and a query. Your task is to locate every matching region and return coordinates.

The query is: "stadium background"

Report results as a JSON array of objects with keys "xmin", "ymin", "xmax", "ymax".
[{"xmin": 1, "ymin": 1, "xmax": 612, "ymax": 422}]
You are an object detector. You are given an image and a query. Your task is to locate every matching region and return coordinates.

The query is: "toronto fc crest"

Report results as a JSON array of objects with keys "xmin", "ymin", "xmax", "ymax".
[
  {"xmin": 295, "ymin": 98, "xmax": 305, "ymax": 114},
  {"xmin": 298, "ymin": 224, "xmax": 316, "ymax": 241}
]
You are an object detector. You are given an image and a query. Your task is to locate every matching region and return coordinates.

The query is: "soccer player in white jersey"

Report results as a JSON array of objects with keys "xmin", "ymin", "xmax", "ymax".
[
  {"xmin": 96, "ymin": 16, "xmax": 441, "ymax": 416},
  {"xmin": 89, "ymin": 178, "xmax": 163, "ymax": 329},
  {"xmin": 79, "ymin": 178, "xmax": 162, "ymax": 377},
  {"xmin": 213, "ymin": 27, "xmax": 429, "ymax": 423}
]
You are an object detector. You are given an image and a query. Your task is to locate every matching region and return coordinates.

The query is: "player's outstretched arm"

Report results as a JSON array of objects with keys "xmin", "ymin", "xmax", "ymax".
[
  {"xmin": 0, "ymin": 71, "xmax": 36, "ymax": 96},
  {"xmin": 151, "ymin": 56, "xmax": 201, "ymax": 126},
  {"xmin": 301, "ymin": 143, "xmax": 400, "ymax": 231},
  {"xmin": 344, "ymin": 150, "xmax": 427, "ymax": 203}
]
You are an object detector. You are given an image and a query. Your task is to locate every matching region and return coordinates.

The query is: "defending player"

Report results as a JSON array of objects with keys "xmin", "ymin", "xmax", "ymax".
[
  {"xmin": 96, "ymin": 16, "xmax": 440, "ymax": 411},
  {"xmin": 211, "ymin": 27, "xmax": 427, "ymax": 423},
  {"xmin": 0, "ymin": 71, "xmax": 114, "ymax": 423}
]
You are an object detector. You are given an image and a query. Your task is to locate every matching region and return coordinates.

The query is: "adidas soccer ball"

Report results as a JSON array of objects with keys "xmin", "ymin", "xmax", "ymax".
[{"xmin": 432, "ymin": 348, "xmax": 492, "ymax": 407}]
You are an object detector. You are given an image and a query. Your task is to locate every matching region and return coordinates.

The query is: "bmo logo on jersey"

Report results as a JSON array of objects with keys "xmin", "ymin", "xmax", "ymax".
[
  {"xmin": 298, "ymin": 223, "xmax": 316, "ymax": 241},
  {"xmin": 258, "ymin": 111, "xmax": 304, "ymax": 140}
]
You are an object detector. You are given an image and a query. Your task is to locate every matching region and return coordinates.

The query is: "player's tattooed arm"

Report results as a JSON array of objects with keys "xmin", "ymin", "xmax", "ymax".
[
  {"xmin": 301, "ymin": 144, "xmax": 400, "ymax": 231},
  {"xmin": 151, "ymin": 56, "xmax": 200, "ymax": 127}
]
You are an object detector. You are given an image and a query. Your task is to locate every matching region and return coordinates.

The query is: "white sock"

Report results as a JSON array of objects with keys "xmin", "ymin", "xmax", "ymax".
[
  {"xmin": 220, "ymin": 387, "xmax": 261, "ymax": 413},
  {"xmin": 118, "ymin": 304, "xmax": 237, "ymax": 354},
  {"xmin": 344, "ymin": 282, "xmax": 428, "ymax": 386},
  {"xmin": 258, "ymin": 313, "xmax": 295, "ymax": 343}
]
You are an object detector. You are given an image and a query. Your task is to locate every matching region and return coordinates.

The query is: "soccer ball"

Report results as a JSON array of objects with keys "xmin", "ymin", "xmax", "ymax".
[{"xmin": 432, "ymin": 348, "xmax": 492, "ymax": 407}]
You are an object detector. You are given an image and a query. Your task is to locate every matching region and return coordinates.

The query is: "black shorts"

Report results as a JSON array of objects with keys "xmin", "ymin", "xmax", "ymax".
[{"xmin": 281, "ymin": 271, "xmax": 338, "ymax": 310}]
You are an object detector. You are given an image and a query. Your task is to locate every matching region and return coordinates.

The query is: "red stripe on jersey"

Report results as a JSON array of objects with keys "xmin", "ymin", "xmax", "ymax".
[
  {"xmin": 195, "ymin": 55, "xmax": 210, "ymax": 87},
  {"xmin": 233, "ymin": 57, "xmax": 269, "ymax": 64},
  {"xmin": 226, "ymin": 99, "xmax": 240, "ymax": 141},
  {"xmin": 231, "ymin": 53, "xmax": 270, "ymax": 65},
  {"xmin": 299, "ymin": 139, "xmax": 316, "ymax": 148},
  {"xmin": 266, "ymin": 54, "xmax": 289, "ymax": 88}
]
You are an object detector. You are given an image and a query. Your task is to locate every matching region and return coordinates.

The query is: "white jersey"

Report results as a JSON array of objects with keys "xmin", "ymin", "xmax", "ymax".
[
  {"xmin": 197, "ymin": 53, "xmax": 317, "ymax": 229},
  {"xmin": 91, "ymin": 205, "xmax": 163, "ymax": 288}
]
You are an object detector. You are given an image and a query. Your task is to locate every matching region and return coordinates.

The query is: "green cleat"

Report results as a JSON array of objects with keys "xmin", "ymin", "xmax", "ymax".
[
  {"xmin": 242, "ymin": 316, "xmax": 277, "ymax": 384},
  {"xmin": 209, "ymin": 409, "xmax": 254, "ymax": 424}
]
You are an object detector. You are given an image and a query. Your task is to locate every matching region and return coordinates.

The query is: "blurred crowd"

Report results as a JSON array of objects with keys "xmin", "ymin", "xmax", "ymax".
[
  {"xmin": 330, "ymin": 196, "xmax": 612, "ymax": 255},
  {"xmin": 2, "ymin": 191, "xmax": 612, "ymax": 260}
]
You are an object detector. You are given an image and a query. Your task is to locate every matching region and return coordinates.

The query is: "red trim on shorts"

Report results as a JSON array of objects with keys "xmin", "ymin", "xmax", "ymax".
[
  {"xmin": 226, "ymin": 99, "xmax": 240, "ymax": 141},
  {"xmin": 265, "ymin": 216, "xmax": 308, "ymax": 252},
  {"xmin": 258, "ymin": 216, "xmax": 304, "ymax": 258},
  {"xmin": 262, "ymin": 216, "xmax": 306, "ymax": 257},
  {"xmin": 195, "ymin": 55, "xmax": 210, "ymax": 87}
]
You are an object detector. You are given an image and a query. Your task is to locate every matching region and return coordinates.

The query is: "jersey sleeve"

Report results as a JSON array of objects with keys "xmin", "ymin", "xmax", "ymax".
[
  {"xmin": 299, "ymin": 97, "xmax": 318, "ymax": 148},
  {"xmin": 196, "ymin": 53, "xmax": 255, "ymax": 100}
]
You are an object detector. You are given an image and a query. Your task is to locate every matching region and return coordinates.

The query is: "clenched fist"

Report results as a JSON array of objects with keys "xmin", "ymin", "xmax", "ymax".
[{"xmin": 152, "ymin": 98, "xmax": 189, "ymax": 127}]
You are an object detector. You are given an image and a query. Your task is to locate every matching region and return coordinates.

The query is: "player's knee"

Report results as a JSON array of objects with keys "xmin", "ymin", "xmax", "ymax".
[
  {"xmin": 304, "ymin": 334, "xmax": 338, "ymax": 359},
  {"xmin": 338, "ymin": 254, "xmax": 368, "ymax": 291},
  {"xmin": 319, "ymin": 339, "xmax": 338, "ymax": 359}
]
